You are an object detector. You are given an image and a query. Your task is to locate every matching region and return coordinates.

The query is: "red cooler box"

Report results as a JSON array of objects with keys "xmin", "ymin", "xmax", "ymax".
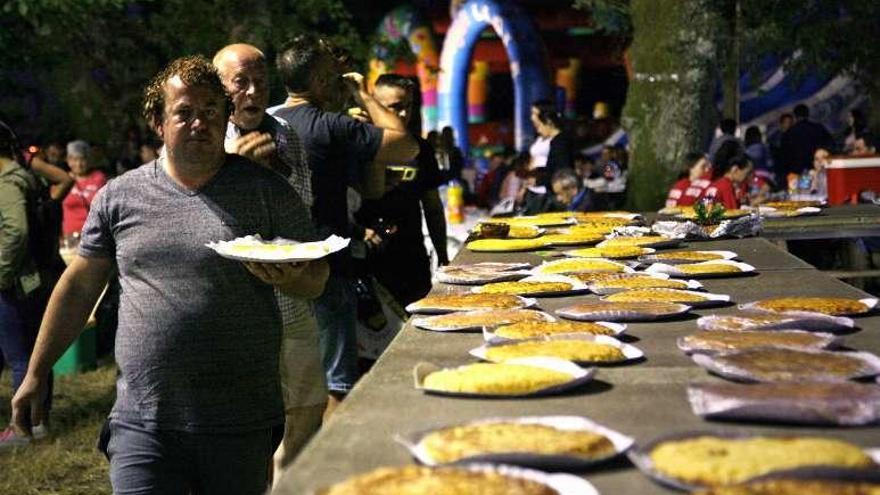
[{"xmin": 826, "ymin": 156, "xmax": 880, "ymax": 205}]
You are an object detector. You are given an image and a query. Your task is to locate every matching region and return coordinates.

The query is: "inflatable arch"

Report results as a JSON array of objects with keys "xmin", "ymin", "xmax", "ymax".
[
  {"xmin": 369, "ymin": 6, "xmax": 441, "ymax": 133},
  {"xmin": 438, "ymin": 0, "xmax": 552, "ymax": 156}
]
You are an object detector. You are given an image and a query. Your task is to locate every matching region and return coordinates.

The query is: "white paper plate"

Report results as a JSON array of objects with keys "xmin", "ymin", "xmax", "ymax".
[
  {"xmin": 637, "ymin": 250, "xmax": 738, "ymax": 265},
  {"xmin": 644, "ymin": 260, "xmax": 756, "ymax": 278},
  {"xmin": 482, "ymin": 321, "xmax": 627, "ymax": 343},
  {"xmin": 436, "ymin": 262, "xmax": 535, "ymax": 285},
  {"xmin": 472, "ymin": 275, "xmax": 589, "ymax": 297},
  {"xmin": 444, "ymin": 262, "xmax": 534, "ymax": 272},
  {"xmin": 396, "ymin": 415, "xmax": 633, "ymax": 471},
  {"xmin": 556, "ymin": 301, "xmax": 692, "ymax": 322},
  {"xmin": 696, "ymin": 312, "xmax": 856, "ymax": 333},
  {"xmin": 469, "ymin": 224, "xmax": 546, "ymax": 238},
  {"xmin": 758, "ymin": 206, "xmax": 823, "ymax": 217},
  {"xmin": 470, "ymin": 334, "xmax": 644, "ymax": 365},
  {"xmin": 498, "ymin": 216, "xmax": 578, "ymax": 227},
  {"xmin": 563, "ymin": 247, "xmax": 656, "ymax": 260},
  {"xmin": 588, "ymin": 277, "xmax": 703, "ymax": 295},
  {"xmin": 436, "ymin": 269, "xmax": 532, "ymax": 286},
  {"xmin": 596, "ymin": 237, "xmax": 683, "ymax": 249},
  {"xmin": 532, "ymin": 258, "xmax": 634, "ymax": 276},
  {"xmin": 406, "ymin": 296, "xmax": 538, "ymax": 315},
  {"xmin": 206, "ymin": 234, "xmax": 349, "ymax": 263},
  {"xmin": 314, "ymin": 463, "xmax": 599, "ymax": 495},
  {"xmin": 412, "ymin": 309, "xmax": 556, "ymax": 332},
  {"xmin": 414, "ymin": 357, "xmax": 596, "ymax": 398},
  {"xmin": 601, "ymin": 289, "xmax": 730, "ymax": 308}
]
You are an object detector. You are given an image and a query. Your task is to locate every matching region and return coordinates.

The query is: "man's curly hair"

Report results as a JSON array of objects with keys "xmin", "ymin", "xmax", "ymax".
[{"xmin": 142, "ymin": 55, "xmax": 231, "ymax": 130}]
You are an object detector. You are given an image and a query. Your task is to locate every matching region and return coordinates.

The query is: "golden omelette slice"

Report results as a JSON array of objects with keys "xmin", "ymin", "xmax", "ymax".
[
  {"xmin": 467, "ymin": 238, "xmax": 547, "ymax": 252},
  {"xmin": 422, "ymin": 422, "xmax": 616, "ymax": 463},
  {"xmin": 750, "ymin": 297, "xmax": 871, "ymax": 316},
  {"xmin": 649, "ymin": 435, "xmax": 875, "ymax": 487},
  {"xmin": 493, "ymin": 321, "xmax": 616, "ymax": 339},
  {"xmin": 477, "ymin": 281, "xmax": 574, "ymax": 296},
  {"xmin": 422, "ymin": 362, "xmax": 574, "ymax": 395},
  {"xmin": 322, "ymin": 465, "xmax": 557, "ymax": 495},
  {"xmin": 484, "ymin": 340, "xmax": 626, "ymax": 363}
]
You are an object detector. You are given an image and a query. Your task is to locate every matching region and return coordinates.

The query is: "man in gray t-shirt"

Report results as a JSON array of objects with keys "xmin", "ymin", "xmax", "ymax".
[{"xmin": 11, "ymin": 56, "xmax": 328, "ymax": 494}]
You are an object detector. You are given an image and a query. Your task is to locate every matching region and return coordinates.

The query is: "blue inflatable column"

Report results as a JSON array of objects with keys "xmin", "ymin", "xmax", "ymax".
[{"xmin": 438, "ymin": 0, "xmax": 552, "ymax": 157}]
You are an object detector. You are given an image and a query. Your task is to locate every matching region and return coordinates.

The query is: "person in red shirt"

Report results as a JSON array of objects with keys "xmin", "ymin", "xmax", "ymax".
[
  {"xmin": 665, "ymin": 152, "xmax": 712, "ymax": 208},
  {"xmin": 699, "ymin": 153, "xmax": 753, "ymax": 209},
  {"xmin": 61, "ymin": 140, "xmax": 107, "ymax": 236},
  {"xmin": 737, "ymin": 171, "xmax": 771, "ymax": 206}
]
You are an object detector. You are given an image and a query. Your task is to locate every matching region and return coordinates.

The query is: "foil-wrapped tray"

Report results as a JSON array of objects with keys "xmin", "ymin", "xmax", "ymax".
[
  {"xmin": 696, "ymin": 312, "xmax": 856, "ymax": 333},
  {"xmin": 687, "ymin": 381, "xmax": 880, "ymax": 426},
  {"xmin": 678, "ymin": 330, "xmax": 840, "ymax": 355},
  {"xmin": 691, "ymin": 348, "xmax": 880, "ymax": 383}
]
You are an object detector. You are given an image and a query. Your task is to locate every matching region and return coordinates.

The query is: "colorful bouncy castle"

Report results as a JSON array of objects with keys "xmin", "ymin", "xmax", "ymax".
[
  {"xmin": 437, "ymin": 0, "xmax": 552, "ymax": 156},
  {"xmin": 369, "ymin": 5, "xmax": 442, "ymax": 133}
]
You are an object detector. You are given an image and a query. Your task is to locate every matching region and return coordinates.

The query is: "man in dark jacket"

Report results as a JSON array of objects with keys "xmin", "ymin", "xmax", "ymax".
[
  {"xmin": 0, "ymin": 129, "xmax": 46, "ymax": 449},
  {"xmin": 779, "ymin": 104, "xmax": 834, "ymax": 176}
]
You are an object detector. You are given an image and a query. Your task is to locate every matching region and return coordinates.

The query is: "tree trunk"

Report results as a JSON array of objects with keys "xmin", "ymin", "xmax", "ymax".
[
  {"xmin": 622, "ymin": 0, "xmax": 720, "ymax": 211},
  {"xmin": 720, "ymin": 0, "xmax": 739, "ymax": 122}
]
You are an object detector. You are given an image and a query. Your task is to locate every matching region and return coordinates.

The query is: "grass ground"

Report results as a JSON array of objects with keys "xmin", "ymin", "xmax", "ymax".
[{"xmin": 0, "ymin": 361, "xmax": 116, "ymax": 495}]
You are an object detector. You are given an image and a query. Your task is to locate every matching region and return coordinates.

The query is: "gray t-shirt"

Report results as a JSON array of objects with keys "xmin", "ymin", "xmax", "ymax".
[{"xmin": 79, "ymin": 155, "xmax": 316, "ymax": 432}]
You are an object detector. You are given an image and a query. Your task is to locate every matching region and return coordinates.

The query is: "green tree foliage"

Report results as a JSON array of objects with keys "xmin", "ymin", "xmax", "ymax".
[
  {"xmin": 738, "ymin": 0, "xmax": 880, "ymax": 125},
  {"xmin": 579, "ymin": 0, "xmax": 880, "ymax": 210},
  {"xmin": 0, "ymin": 0, "xmax": 365, "ymax": 150},
  {"xmin": 572, "ymin": 0, "xmax": 633, "ymax": 36}
]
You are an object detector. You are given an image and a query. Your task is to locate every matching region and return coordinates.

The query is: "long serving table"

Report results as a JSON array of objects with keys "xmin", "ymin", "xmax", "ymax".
[
  {"xmin": 762, "ymin": 204, "xmax": 880, "ymax": 240},
  {"xmin": 273, "ymin": 236, "xmax": 880, "ymax": 494}
]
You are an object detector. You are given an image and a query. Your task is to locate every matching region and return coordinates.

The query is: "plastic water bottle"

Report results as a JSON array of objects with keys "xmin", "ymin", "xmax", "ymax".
[
  {"xmin": 798, "ymin": 173, "xmax": 812, "ymax": 194},
  {"xmin": 446, "ymin": 180, "xmax": 464, "ymax": 224}
]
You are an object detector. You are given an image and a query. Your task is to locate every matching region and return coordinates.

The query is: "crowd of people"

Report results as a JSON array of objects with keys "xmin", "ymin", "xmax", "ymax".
[
  {"xmin": 473, "ymin": 102, "xmax": 629, "ymax": 216},
  {"xmin": 0, "ymin": 36, "xmax": 453, "ymax": 494},
  {"xmin": 666, "ymin": 104, "xmax": 877, "ymax": 211},
  {"xmin": 0, "ymin": 30, "xmax": 877, "ymax": 493}
]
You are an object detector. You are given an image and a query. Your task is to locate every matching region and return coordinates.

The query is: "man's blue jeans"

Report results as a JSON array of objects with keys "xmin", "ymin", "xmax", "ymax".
[
  {"xmin": 103, "ymin": 419, "xmax": 274, "ymax": 495},
  {"xmin": 0, "ymin": 289, "xmax": 53, "ymax": 417},
  {"xmin": 0, "ymin": 289, "xmax": 29, "ymax": 391},
  {"xmin": 313, "ymin": 274, "xmax": 359, "ymax": 394}
]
